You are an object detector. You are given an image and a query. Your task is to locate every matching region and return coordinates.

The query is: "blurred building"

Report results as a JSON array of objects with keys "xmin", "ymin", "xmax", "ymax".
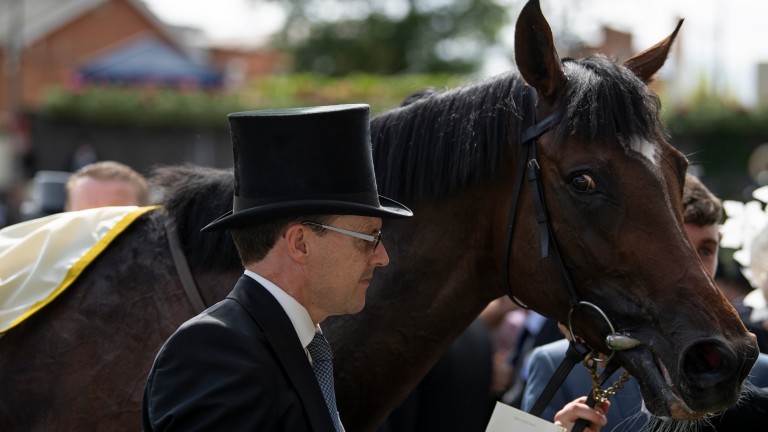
[
  {"xmin": 565, "ymin": 25, "xmax": 677, "ymax": 97},
  {"xmin": 209, "ymin": 44, "xmax": 286, "ymax": 90},
  {"xmin": 568, "ymin": 26, "xmax": 635, "ymax": 63},
  {"xmin": 0, "ymin": 0, "xmax": 285, "ymax": 226},
  {"xmin": 758, "ymin": 63, "xmax": 768, "ymax": 108},
  {"xmin": 1, "ymin": 0, "xmax": 190, "ymax": 114},
  {"xmin": 0, "ymin": 0, "xmax": 285, "ymax": 117}
]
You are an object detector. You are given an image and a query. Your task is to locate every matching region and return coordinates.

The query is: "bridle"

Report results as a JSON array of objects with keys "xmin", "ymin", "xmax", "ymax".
[
  {"xmin": 502, "ymin": 87, "xmax": 641, "ymax": 424},
  {"xmin": 164, "ymin": 217, "xmax": 208, "ymax": 314},
  {"xmin": 501, "ymin": 87, "xmax": 574, "ymax": 309},
  {"xmin": 501, "ymin": 86, "xmax": 642, "ymax": 353}
]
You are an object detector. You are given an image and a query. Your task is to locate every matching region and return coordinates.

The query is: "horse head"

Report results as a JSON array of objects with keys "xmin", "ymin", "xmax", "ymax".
[{"xmin": 508, "ymin": 0, "xmax": 758, "ymax": 419}]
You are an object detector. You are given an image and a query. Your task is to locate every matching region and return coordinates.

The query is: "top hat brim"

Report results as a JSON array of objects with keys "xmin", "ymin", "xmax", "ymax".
[{"xmin": 201, "ymin": 196, "xmax": 412, "ymax": 232}]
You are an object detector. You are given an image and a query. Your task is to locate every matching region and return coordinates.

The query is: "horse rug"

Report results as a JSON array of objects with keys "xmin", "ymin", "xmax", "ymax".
[{"xmin": 0, "ymin": 206, "xmax": 156, "ymax": 333}]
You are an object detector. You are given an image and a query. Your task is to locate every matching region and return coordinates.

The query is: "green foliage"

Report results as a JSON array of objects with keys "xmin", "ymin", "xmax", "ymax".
[
  {"xmin": 241, "ymin": 73, "xmax": 466, "ymax": 112},
  {"xmin": 42, "ymin": 86, "xmax": 242, "ymax": 129},
  {"xmin": 274, "ymin": 0, "xmax": 510, "ymax": 75},
  {"xmin": 662, "ymin": 80, "xmax": 768, "ymax": 136},
  {"xmin": 40, "ymin": 74, "xmax": 468, "ymax": 128},
  {"xmin": 662, "ymin": 92, "xmax": 768, "ymax": 200},
  {"xmin": 664, "ymin": 102, "xmax": 768, "ymax": 137}
]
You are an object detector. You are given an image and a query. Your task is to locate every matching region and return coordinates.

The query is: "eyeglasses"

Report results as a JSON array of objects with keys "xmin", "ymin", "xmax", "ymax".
[{"xmin": 301, "ymin": 221, "xmax": 382, "ymax": 253}]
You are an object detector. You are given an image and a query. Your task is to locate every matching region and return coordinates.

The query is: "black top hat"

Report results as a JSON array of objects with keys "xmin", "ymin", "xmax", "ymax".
[{"xmin": 202, "ymin": 104, "xmax": 412, "ymax": 231}]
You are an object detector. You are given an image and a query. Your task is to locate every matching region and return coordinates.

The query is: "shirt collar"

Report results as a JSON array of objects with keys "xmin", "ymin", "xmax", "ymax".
[{"xmin": 244, "ymin": 269, "xmax": 318, "ymax": 348}]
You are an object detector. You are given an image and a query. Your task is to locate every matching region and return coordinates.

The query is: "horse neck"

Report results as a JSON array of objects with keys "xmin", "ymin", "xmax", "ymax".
[
  {"xmin": 155, "ymin": 210, "xmax": 243, "ymax": 309},
  {"xmin": 194, "ymin": 270, "xmax": 244, "ymax": 306},
  {"xmin": 327, "ymin": 185, "xmax": 503, "ymax": 431}
]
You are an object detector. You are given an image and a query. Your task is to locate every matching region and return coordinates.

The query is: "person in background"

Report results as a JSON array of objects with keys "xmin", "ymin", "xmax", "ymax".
[
  {"xmin": 744, "ymin": 225, "xmax": 768, "ymax": 346},
  {"xmin": 716, "ymin": 263, "xmax": 756, "ymax": 321},
  {"xmin": 378, "ymin": 317, "xmax": 497, "ymax": 432},
  {"xmin": 481, "ymin": 296, "xmax": 525, "ymax": 399},
  {"xmin": 142, "ymin": 105, "xmax": 412, "ymax": 431},
  {"xmin": 523, "ymin": 173, "xmax": 768, "ymax": 432},
  {"xmin": 69, "ymin": 139, "xmax": 99, "ymax": 172},
  {"xmin": 65, "ymin": 161, "xmax": 149, "ymax": 211}
]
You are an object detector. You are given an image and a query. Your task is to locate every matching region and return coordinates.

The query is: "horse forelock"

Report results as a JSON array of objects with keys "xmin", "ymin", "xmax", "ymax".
[
  {"xmin": 150, "ymin": 165, "xmax": 240, "ymax": 272},
  {"xmin": 558, "ymin": 55, "xmax": 663, "ymax": 148},
  {"xmin": 371, "ymin": 71, "xmax": 529, "ymax": 201}
]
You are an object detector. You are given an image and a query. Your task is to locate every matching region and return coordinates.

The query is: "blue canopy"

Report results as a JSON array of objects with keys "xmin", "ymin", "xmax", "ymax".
[{"xmin": 79, "ymin": 36, "xmax": 222, "ymax": 87}]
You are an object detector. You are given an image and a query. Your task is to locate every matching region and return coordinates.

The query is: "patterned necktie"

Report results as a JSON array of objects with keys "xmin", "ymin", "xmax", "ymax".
[{"xmin": 307, "ymin": 332, "xmax": 342, "ymax": 431}]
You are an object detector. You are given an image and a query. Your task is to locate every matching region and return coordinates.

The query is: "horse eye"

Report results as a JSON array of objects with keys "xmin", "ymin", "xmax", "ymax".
[{"xmin": 571, "ymin": 174, "xmax": 596, "ymax": 192}]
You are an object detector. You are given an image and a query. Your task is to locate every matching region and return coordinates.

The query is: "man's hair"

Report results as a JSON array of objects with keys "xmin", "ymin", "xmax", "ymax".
[
  {"xmin": 683, "ymin": 173, "xmax": 722, "ymax": 226},
  {"xmin": 66, "ymin": 161, "xmax": 150, "ymax": 205},
  {"xmin": 231, "ymin": 214, "xmax": 336, "ymax": 265}
]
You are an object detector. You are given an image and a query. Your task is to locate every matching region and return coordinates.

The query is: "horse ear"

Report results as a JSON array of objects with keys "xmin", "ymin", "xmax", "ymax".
[
  {"xmin": 514, "ymin": 0, "xmax": 566, "ymax": 102},
  {"xmin": 623, "ymin": 19, "xmax": 684, "ymax": 83}
]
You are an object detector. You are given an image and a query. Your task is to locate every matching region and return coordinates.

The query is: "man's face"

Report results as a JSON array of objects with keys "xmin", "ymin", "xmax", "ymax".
[
  {"xmin": 67, "ymin": 177, "xmax": 142, "ymax": 211},
  {"xmin": 306, "ymin": 215, "xmax": 389, "ymax": 318},
  {"xmin": 684, "ymin": 223, "xmax": 719, "ymax": 276}
]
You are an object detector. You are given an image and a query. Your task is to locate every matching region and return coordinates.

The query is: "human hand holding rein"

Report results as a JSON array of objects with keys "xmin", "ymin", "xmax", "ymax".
[{"xmin": 554, "ymin": 396, "xmax": 610, "ymax": 432}]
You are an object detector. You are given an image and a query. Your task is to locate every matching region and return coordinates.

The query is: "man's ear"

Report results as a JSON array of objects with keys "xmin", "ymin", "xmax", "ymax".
[{"xmin": 284, "ymin": 223, "xmax": 310, "ymax": 262}]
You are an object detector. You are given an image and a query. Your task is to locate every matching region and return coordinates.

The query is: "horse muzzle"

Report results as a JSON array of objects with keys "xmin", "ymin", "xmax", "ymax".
[
  {"xmin": 616, "ymin": 333, "xmax": 759, "ymax": 419},
  {"xmin": 677, "ymin": 336, "xmax": 758, "ymax": 412}
]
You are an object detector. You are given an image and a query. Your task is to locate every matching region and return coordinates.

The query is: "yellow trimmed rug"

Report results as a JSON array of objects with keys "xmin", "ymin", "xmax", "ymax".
[{"xmin": 0, "ymin": 206, "xmax": 157, "ymax": 333}]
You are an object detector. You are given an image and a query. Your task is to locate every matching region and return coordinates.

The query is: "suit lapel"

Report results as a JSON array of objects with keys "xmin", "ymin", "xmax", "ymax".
[{"xmin": 230, "ymin": 276, "xmax": 335, "ymax": 431}]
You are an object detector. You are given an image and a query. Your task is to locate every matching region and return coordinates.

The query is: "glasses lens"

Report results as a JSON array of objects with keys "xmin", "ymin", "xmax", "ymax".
[{"xmin": 372, "ymin": 232, "xmax": 382, "ymax": 252}]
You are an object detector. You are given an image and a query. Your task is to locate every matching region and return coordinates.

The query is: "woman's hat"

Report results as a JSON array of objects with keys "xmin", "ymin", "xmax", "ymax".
[{"xmin": 202, "ymin": 104, "xmax": 412, "ymax": 232}]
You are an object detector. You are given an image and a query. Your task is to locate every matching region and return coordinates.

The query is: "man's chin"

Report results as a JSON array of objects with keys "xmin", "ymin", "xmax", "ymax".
[
  {"xmin": 350, "ymin": 299, "xmax": 366, "ymax": 314},
  {"xmin": 349, "ymin": 293, "xmax": 367, "ymax": 314}
]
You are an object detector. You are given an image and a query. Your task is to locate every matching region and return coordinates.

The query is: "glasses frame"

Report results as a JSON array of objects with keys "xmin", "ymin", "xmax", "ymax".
[{"xmin": 301, "ymin": 221, "xmax": 382, "ymax": 253}]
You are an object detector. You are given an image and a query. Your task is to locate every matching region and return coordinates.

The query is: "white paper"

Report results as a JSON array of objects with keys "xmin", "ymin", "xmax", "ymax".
[{"xmin": 485, "ymin": 402, "xmax": 567, "ymax": 432}]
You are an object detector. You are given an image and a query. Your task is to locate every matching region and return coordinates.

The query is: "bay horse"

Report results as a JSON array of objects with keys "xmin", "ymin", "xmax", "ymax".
[
  {"xmin": 0, "ymin": 1, "xmax": 758, "ymax": 431},
  {"xmin": 327, "ymin": 0, "xmax": 758, "ymax": 430}
]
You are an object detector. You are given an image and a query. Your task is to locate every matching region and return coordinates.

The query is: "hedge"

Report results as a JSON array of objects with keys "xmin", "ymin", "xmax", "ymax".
[{"xmin": 41, "ymin": 73, "xmax": 466, "ymax": 128}]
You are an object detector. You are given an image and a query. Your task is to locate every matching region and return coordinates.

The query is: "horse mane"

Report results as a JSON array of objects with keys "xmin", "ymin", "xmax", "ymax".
[
  {"xmin": 150, "ymin": 165, "xmax": 240, "ymax": 272},
  {"xmin": 371, "ymin": 54, "xmax": 663, "ymax": 201},
  {"xmin": 557, "ymin": 55, "xmax": 663, "ymax": 145},
  {"xmin": 371, "ymin": 71, "xmax": 529, "ymax": 201}
]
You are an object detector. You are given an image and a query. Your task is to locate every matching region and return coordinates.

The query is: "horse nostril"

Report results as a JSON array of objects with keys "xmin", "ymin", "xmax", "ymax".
[
  {"xmin": 681, "ymin": 339, "xmax": 736, "ymax": 388},
  {"xmin": 700, "ymin": 343, "xmax": 722, "ymax": 369}
]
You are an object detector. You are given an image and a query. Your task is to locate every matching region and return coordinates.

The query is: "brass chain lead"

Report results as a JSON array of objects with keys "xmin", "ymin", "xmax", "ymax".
[{"xmin": 583, "ymin": 355, "xmax": 630, "ymax": 403}]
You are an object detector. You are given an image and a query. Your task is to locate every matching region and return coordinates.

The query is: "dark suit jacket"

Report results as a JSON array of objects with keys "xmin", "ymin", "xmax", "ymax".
[{"xmin": 142, "ymin": 276, "xmax": 336, "ymax": 431}]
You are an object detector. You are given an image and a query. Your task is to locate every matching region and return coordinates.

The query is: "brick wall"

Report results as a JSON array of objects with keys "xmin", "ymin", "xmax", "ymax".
[{"xmin": 1, "ymin": 0, "xmax": 175, "ymax": 113}]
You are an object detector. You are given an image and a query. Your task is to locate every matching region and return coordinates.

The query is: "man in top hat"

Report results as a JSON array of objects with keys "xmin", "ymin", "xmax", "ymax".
[{"xmin": 142, "ymin": 104, "xmax": 412, "ymax": 431}]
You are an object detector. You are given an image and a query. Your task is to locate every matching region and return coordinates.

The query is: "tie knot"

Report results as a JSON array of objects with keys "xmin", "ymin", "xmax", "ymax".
[{"xmin": 307, "ymin": 332, "xmax": 333, "ymax": 362}]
